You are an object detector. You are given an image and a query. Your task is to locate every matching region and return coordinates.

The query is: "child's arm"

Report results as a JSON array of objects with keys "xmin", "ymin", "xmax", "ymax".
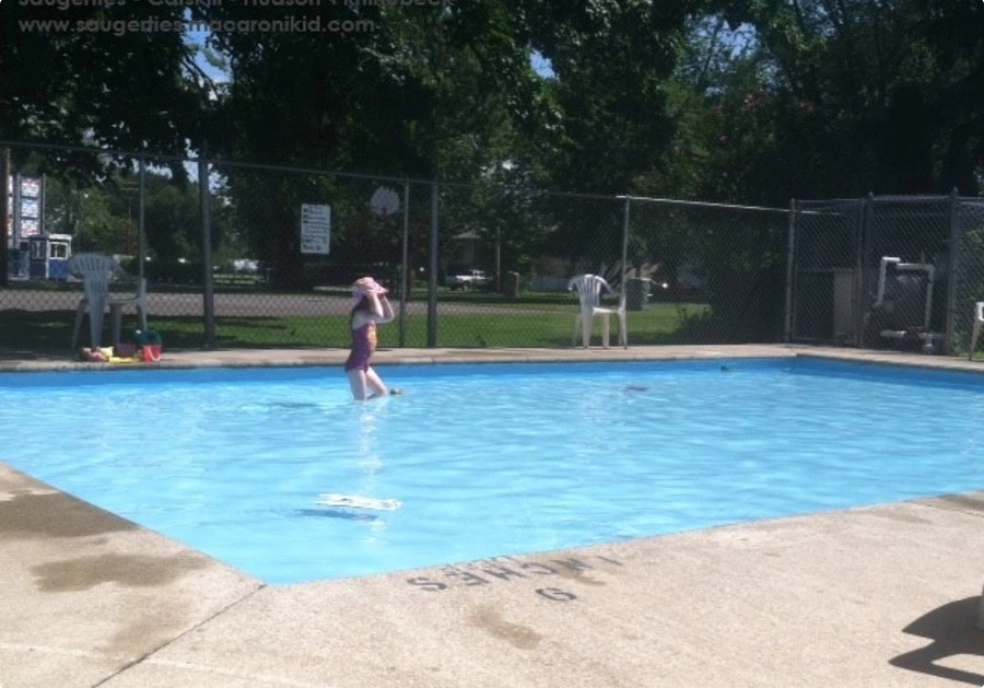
[
  {"xmin": 377, "ymin": 294, "xmax": 395, "ymax": 324},
  {"xmin": 365, "ymin": 291, "xmax": 385, "ymax": 318}
]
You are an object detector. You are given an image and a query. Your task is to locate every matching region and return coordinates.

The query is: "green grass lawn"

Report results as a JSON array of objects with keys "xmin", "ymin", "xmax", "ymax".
[
  {"xmin": 0, "ymin": 300, "xmax": 710, "ymax": 351},
  {"xmin": 185, "ymin": 300, "xmax": 707, "ymax": 349}
]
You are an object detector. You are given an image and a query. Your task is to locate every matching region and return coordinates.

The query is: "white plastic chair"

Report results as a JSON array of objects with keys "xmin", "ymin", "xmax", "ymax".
[
  {"xmin": 568, "ymin": 274, "xmax": 627, "ymax": 349},
  {"xmin": 970, "ymin": 301, "xmax": 984, "ymax": 360},
  {"xmin": 68, "ymin": 253, "xmax": 148, "ymax": 349}
]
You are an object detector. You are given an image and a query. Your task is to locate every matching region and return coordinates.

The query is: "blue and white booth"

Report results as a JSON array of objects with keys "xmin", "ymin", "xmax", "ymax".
[{"xmin": 28, "ymin": 233, "xmax": 73, "ymax": 280}]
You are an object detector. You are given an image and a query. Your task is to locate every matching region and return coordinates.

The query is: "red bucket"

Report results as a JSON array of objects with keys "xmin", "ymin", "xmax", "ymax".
[{"xmin": 142, "ymin": 345, "xmax": 162, "ymax": 363}]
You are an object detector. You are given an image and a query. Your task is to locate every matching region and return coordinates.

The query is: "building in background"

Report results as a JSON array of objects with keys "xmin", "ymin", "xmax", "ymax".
[{"xmin": 5, "ymin": 173, "xmax": 70, "ymax": 279}]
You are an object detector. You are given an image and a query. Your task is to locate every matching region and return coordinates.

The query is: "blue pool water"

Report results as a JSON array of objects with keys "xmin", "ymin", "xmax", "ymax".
[{"xmin": 2, "ymin": 357, "xmax": 983, "ymax": 585}]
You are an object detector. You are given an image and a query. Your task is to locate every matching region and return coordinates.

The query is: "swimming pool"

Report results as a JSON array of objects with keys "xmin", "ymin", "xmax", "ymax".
[{"xmin": 1, "ymin": 356, "xmax": 982, "ymax": 585}]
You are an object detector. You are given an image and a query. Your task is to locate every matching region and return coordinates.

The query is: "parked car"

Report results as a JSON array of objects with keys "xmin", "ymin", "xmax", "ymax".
[{"xmin": 446, "ymin": 269, "xmax": 491, "ymax": 290}]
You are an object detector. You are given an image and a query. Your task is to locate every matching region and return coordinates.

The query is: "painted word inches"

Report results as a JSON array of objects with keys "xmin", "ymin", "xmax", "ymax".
[{"xmin": 406, "ymin": 555, "xmax": 623, "ymax": 602}]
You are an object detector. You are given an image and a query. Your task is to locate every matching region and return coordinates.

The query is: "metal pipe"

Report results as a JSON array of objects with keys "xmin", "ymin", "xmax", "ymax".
[
  {"xmin": 0, "ymin": 149, "xmax": 9, "ymax": 287},
  {"xmin": 427, "ymin": 181, "xmax": 439, "ymax": 347},
  {"xmin": 620, "ymin": 196, "xmax": 630, "ymax": 287},
  {"xmin": 784, "ymin": 199, "xmax": 796, "ymax": 343},
  {"xmin": 922, "ymin": 266, "xmax": 935, "ymax": 331},
  {"xmin": 138, "ymin": 158, "xmax": 146, "ymax": 282},
  {"xmin": 620, "ymin": 196, "xmax": 630, "ymax": 349},
  {"xmin": 198, "ymin": 156, "xmax": 215, "ymax": 349},
  {"xmin": 851, "ymin": 199, "xmax": 865, "ymax": 347},
  {"xmin": 399, "ymin": 179, "xmax": 409, "ymax": 347},
  {"xmin": 944, "ymin": 188, "xmax": 960, "ymax": 355},
  {"xmin": 874, "ymin": 257, "xmax": 900, "ymax": 307}
]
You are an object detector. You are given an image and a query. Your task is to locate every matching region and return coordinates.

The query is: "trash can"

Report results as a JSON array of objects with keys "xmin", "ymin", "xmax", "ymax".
[
  {"xmin": 625, "ymin": 278, "xmax": 650, "ymax": 311},
  {"xmin": 503, "ymin": 271, "xmax": 520, "ymax": 298}
]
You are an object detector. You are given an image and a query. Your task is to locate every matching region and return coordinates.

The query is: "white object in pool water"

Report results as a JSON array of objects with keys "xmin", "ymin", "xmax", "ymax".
[{"xmin": 316, "ymin": 493, "xmax": 403, "ymax": 511}]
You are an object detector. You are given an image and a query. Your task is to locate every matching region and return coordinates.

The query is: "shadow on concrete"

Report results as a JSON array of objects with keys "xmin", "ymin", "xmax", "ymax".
[{"xmin": 889, "ymin": 595, "xmax": 984, "ymax": 685}]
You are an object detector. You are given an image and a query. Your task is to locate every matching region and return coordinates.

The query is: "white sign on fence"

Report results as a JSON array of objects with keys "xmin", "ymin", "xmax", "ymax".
[{"xmin": 300, "ymin": 203, "xmax": 331, "ymax": 255}]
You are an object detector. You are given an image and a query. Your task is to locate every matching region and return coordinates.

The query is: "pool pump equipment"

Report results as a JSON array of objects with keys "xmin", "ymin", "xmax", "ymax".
[{"xmin": 870, "ymin": 256, "xmax": 940, "ymax": 353}]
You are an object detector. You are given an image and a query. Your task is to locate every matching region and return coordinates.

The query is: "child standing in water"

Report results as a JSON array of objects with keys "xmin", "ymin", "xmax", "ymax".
[{"xmin": 345, "ymin": 276, "xmax": 396, "ymax": 400}]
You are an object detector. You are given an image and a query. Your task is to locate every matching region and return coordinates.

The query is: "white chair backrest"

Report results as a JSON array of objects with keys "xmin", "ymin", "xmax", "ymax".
[
  {"xmin": 568, "ymin": 274, "xmax": 612, "ymax": 310},
  {"xmin": 68, "ymin": 253, "xmax": 125, "ymax": 302},
  {"xmin": 68, "ymin": 253, "xmax": 121, "ymax": 280}
]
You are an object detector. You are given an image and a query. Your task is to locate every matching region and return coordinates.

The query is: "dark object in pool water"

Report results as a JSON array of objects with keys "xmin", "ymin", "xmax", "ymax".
[
  {"xmin": 624, "ymin": 385, "xmax": 649, "ymax": 392},
  {"xmin": 720, "ymin": 366, "xmax": 735, "ymax": 373}
]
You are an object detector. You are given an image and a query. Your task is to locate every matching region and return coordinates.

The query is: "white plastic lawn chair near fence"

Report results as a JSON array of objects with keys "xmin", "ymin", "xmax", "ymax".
[
  {"xmin": 970, "ymin": 301, "xmax": 984, "ymax": 360},
  {"xmin": 68, "ymin": 252, "xmax": 148, "ymax": 350},
  {"xmin": 567, "ymin": 274, "xmax": 627, "ymax": 349}
]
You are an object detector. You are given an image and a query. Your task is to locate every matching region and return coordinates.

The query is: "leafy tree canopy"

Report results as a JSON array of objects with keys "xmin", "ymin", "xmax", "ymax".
[
  {"xmin": 659, "ymin": 0, "xmax": 984, "ymax": 200},
  {"xmin": 0, "ymin": 2, "xmax": 214, "ymax": 180}
]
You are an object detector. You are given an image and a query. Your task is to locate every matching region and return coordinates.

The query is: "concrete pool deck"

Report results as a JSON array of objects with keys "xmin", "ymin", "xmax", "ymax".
[{"xmin": 1, "ymin": 344, "xmax": 983, "ymax": 687}]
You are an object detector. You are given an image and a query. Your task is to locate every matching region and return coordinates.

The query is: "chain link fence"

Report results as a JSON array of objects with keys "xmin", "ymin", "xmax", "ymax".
[
  {"xmin": 430, "ymin": 185, "xmax": 626, "ymax": 348},
  {"xmin": 787, "ymin": 199, "xmax": 864, "ymax": 346},
  {"xmin": 0, "ymin": 141, "xmax": 795, "ymax": 353},
  {"xmin": 951, "ymin": 198, "xmax": 984, "ymax": 357},
  {"xmin": 6, "ymin": 140, "xmax": 981, "ymax": 357},
  {"xmin": 788, "ymin": 193, "xmax": 984, "ymax": 356},
  {"xmin": 208, "ymin": 159, "xmax": 421, "ymax": 350},
  {"xmin": 625, "ymin": 197, "xmax": 790, "ymax": 345}
]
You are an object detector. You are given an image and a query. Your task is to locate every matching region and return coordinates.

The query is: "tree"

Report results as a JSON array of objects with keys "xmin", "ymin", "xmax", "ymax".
[
  {"xmin": 522, "ymin": 0, "xmax": 697, "ymax": 194},
  {"xmin": 1, "ymin": 2, "xmax": 213, "ymax": 180},
  {"xmin": 195, "ymin": 1, "xmax": 550, "ymax": 286},
  {"xmin": 43, "ymin": 177, "xmax": 125, "ymax": 252},
  {"xmin": 705, "ymin": 0, "xmax": 984, "ymax": 197},
  {"xmin": 484, "ymin": 0, "xmax": 704, "ymax": 275}
]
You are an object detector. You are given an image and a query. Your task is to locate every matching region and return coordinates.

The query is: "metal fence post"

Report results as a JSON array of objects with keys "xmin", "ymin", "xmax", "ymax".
[
  {"xmin": 858, "ymin": 194, "xmax": 874, "ymax": 349},
  {"xmin": 198, "ymin": 156, "xmax": 216, "ymax": 349},
  {"xmin": 620, "ymin": 195, "xmax": 630, "ymax": 290},
  {"xmin": 945, "ymin": 187, "xmax": 961, "ymax": 355},
  {"xmin": 0, "ymin": 148, "xmax": 9, "ymax": 288},
  {"xmin": 137, "ymin": 158, "xmax": 146, "ymax": 282},
  {"xmin": 784, "ymin": 199, "xmax": 796, "ymax": 343},
  {"xmin": 851, "ymin": 199, "xmax": 865, "ymax": 348},
  {"xmin": 427, "ymin": 180, "xmax": 439, "ymax": 347},
  {"xmin": 399, "ymin": 178, "xmax": 410, "ymax": 347},
  {"xmin": 11, "ymin": 173, "xmax": 21, "ymax": 261}
]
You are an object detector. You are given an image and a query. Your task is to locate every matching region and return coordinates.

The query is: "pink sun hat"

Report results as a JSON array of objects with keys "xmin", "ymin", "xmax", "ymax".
[{"xmin": 352, "ymin": 276, "xmax": 388, "ymax": 304}]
